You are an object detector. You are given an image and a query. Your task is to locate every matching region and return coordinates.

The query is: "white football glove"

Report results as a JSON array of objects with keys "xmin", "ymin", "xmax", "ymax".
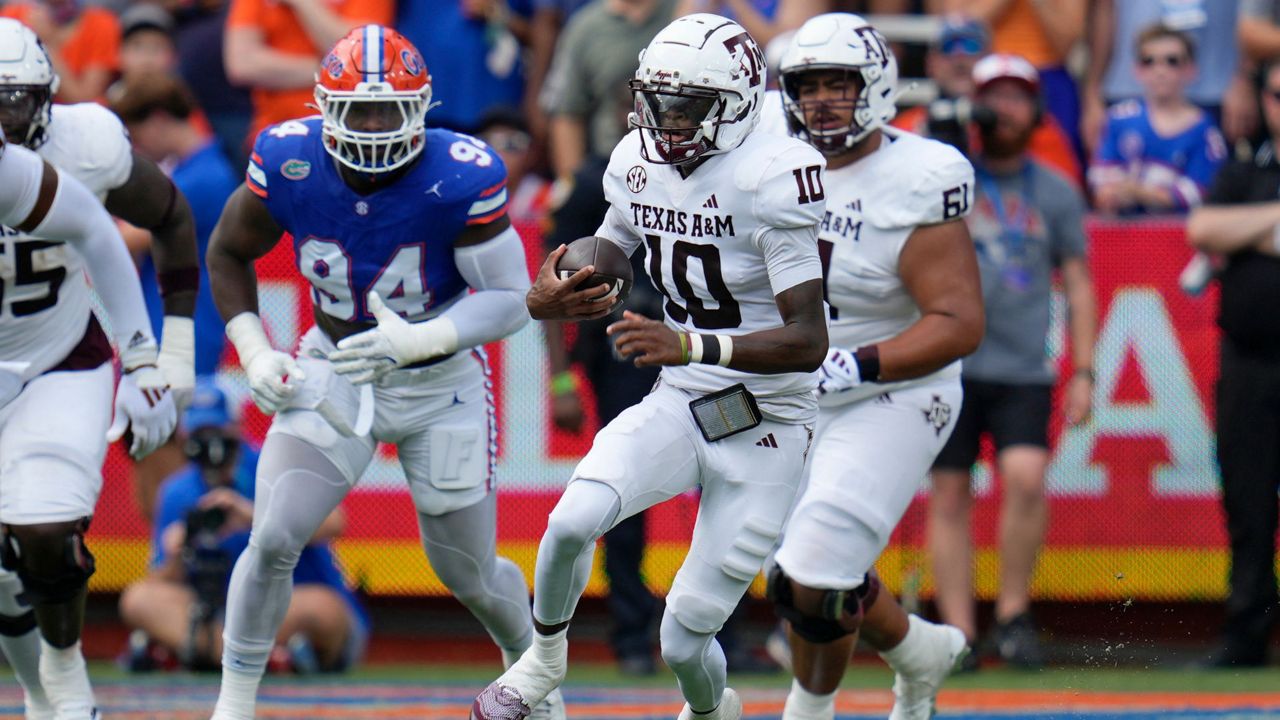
[
  {"xmin": 329, "ymin": 292, "xmax": 458, "ymax": 386},
  {"xmin": 243, "ymin": 349, "xmax": 306, "ymax": 413},
  {"xmin": 816, "ymin": 347, "xmax": 862, "ymax": 396},
  {"xmin": 107, "ymin": 344, "xmax": 177, "ymax": 459},
  {"xmin": 157, "ymin": 315, "xmax": 196, "ymax": 410},
  {"xmin": 225, "ymin": 312, "xmax": 305, "ymax": 414}
]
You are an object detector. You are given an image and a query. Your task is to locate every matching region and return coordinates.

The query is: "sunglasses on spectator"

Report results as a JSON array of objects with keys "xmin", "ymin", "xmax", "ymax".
[
  {"xmin": 1140, "ymin": 54, "xmax": 1187, "ymax": 68},
  {"xmin": 940, "ymin": 35, "xmax": 986, "ymax": 56}
]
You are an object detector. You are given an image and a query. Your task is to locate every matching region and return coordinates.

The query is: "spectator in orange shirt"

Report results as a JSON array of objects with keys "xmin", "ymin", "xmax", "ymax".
[
  {"xmin": 224, "ymin": 0, "xmax": 393, "ymax": 139},
  {"xmin": 894, "ymin": 16, "xmax": 1080, "ymax": 185},
  {"xmin": 1, "ymin": 0, "xmax": 120, "ymax": 103}
]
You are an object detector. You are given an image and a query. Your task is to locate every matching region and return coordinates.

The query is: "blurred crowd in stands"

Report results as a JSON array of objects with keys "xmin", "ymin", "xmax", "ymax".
[{"xmin": 5, "ymin": 0, "xmax": 1273, "ymax": 225}]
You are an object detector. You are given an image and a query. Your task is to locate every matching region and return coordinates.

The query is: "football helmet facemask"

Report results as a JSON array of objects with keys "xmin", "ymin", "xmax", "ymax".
[
  {"xmin": 315, "ymin": 24, "xmax": 435, "ymax": 174},
  {"xmin": 0, "ymin": 18, "xmax": 60, "ymax": 150},
  {"xmin": 778, "ymin": 14, "xmax": 899, "ymax": 155},
  {"xmin": 629, "ymin": 14, "xmax": 766, "ymax": 165}
]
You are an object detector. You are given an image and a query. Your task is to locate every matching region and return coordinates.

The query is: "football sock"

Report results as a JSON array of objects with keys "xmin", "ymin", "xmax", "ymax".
[
  {"xmin": 211, "ymin": 665, "xmax": 262, "ymax": 720},
  {"xmin": 782, "ymin": 678, "xmax": 836, "ymax": 720},
  {"xmin": 39, "ymin": 639, "xmax": 94, "ymax": 718},
  {"xmin": 879, "ymin": 614, "xmax": 932, "ymax": 676}
]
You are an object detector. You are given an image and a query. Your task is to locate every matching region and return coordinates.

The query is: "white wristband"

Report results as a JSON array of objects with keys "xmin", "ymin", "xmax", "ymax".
[
  {"xmin": 158, "ymin": 316, "xmax": 195, "ymax": 381},
  {"xmin": 405, "ymin": 316, "xmax": 460, "ymax": 361},
  {"xmin": 118, "ymin": 336, "xmax": 159, "ymax": 373},
  {"xmin": 688, "ymin": 333, "xmax": 704, "ymax": 364},
  {"xmin": 715, "ymin": 334, "xmax": 733, "ymax": 367},
  {"xmin": 225, "ymin": 312, "xmax": 273, "ymax": 368},
  {"xmin": 686, "ymin": 333, "xmax": 733, "ymax": 367}
]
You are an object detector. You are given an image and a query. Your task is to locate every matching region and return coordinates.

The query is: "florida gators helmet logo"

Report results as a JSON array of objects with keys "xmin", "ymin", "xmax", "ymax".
[{"xmin": 400, "ymin": 48, "xmax": 425, "ymax": 77}]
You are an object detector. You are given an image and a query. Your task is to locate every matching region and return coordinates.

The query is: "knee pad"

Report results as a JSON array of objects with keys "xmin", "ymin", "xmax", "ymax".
[
  {"xmin": 1, "ymin": 519, "xmax": 95, "ymax": 605},
  {"xmin": 544, "ymin": 481, "xmax": 620, "ymax": 554},
  {"xmin": 766, "ymin": 565, "xmax": 879, "ymax": 644},
  {"xmin": 247, "ymin": 527, "xmax": 304, "ymax": 575},
  {"xmin": 666, "ymin": 584, "xmax": 737, "ymax": 636},
  {"xmin": 658, "ymin": 610, "xmax": 714, "ymax": 670}
]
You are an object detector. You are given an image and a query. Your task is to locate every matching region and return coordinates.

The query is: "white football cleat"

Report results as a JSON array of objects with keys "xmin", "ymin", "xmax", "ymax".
[
  {"xmin": 677, "ymin": 688, "xmax": 742, "ymax": 720},
  {"xmin": 472, "ymin": 642, "xmax": 568, "ymax": 720},
  {"xmin": 885, "ymin": 618, "xmax": 967, "ymax": 720},
  {"xmin": 24, "ymin": 693, "xmax": 55, "ymax": 720},
  {"xmin": 527, "ymin": 687, "xmax": 566, "ymax": 720}
]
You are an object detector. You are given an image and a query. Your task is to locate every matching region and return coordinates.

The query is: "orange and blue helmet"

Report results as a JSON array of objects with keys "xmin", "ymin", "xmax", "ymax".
[{"xmin": 315, "ymin": 25, "xmax": 435, "ymax": 174}]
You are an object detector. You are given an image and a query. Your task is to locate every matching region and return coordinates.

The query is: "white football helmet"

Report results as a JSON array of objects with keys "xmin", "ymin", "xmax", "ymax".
[
  {"xmin": 629, "ymin": 14, "xmax": 767, "ymax": 165},
  {"xmin": 0, "ymin": 18, "xmax": 60, "ymax": 150},
  {"xmin": 778, "ymin": 13, "xmax": 898, "ymax": 155}
]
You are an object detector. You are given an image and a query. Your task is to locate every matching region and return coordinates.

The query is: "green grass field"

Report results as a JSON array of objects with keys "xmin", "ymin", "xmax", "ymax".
[{"xmin": 1, "ymin": 662, "xmax": 1272, "ymax": 718}]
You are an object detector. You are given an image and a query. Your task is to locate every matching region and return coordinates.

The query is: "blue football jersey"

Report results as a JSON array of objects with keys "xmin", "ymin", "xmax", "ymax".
[
  {"xmin": 246, "ymin": 117, "xmax": 509, "ymax": 323},
  {"xmin": 1088, "ymin": 99, "xmax": 1227, "ymax": 214}
]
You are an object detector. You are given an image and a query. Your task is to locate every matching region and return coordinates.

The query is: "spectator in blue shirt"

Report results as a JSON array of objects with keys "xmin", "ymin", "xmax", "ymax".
[
  {"xmin": 398, "ymin": 0, "xmax": 533, "ymax": 132},
  {"xmin": 111, "ymin": 73, "xmax": 236, "ymax": 377},
  {"xmin": 1091, "ymin": 23, "xmax": 1229, "ymax": 215},
  {"xmin": 118, "ymin": 380, "xmax": 368, "ymax": 673}
]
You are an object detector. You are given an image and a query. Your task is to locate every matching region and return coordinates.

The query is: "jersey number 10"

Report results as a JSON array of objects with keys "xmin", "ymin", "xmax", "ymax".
[{"xmin": 644, "ymin": 234, "xmax": 741, "ymax": 330}]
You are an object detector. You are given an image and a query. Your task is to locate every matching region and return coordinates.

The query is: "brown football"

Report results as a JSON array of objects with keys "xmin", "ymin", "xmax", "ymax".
[{"xmin": 556, "ymin": 236, "xmax": 633, "ymax": 303}]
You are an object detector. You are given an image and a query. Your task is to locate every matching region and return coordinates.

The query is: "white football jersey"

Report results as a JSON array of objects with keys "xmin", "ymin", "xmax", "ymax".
[
  {"xmin": 758, "ymin": 90, "xmax": 790, "ymax": 137},
  {"xmin": 0, "ymin": 103, "xmax": 133, "ymax": 377},
  {"xmin": 0, "ymin": 137, "xmax": 41, "ymax": 228},
  {"xmin": 761, "ymin": 99, "xmax": 976, "ymax": 406},
  {"xmin": 597, "ymin": 129, "xmax": 827, "ymax": 423}
]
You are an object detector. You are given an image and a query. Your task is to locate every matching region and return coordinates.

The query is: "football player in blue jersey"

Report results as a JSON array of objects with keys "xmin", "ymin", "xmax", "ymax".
[{"xmin": 204, "ymin": 26, "xmax": 577, "ymax": 720}]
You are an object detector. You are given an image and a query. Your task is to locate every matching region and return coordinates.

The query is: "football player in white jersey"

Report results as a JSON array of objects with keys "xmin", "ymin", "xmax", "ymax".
[
  {"xmin": 473, "ymin": 15, "xmax": 828, "ymax": 720},
  {"xmin": 759, "ymin": 15, "xmax": 984, "ymax": 720},
  {"xmin": 0, "ymin": 131, "xmax": 175, "ymax": 720},
  {"xmin": 0, "ymin": 19, "xmax": 195, "ymax": 720}
]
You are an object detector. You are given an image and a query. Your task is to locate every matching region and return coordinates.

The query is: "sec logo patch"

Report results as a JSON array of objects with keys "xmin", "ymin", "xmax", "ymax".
[{"xmin": 627, "ymin": 165, "xmax": 647, "ymax": 193}]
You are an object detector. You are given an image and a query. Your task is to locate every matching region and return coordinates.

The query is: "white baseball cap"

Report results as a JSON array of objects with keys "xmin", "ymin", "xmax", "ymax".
[{"xmin": 973, "ymin": 53, "xmax": 1040, "ymax": 94}]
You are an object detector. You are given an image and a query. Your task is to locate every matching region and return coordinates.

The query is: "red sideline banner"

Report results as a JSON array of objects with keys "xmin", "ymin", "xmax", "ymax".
[{"xmin": 88, "ymin": 219, "xmax": 1233, "ymax": 602}]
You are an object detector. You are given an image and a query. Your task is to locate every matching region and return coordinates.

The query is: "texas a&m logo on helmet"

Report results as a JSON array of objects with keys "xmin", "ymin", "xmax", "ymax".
[{"xmin": 315, "ymin": 25, "xmax": 436, "ymax": 174}]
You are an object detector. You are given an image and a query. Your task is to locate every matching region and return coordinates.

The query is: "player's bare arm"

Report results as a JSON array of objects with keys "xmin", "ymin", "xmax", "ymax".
[
  {"xmin": 207, "ymin": 183, "xmax": 288, "ymax": 321},
  {"xmin": 607, "ymin": 278, "xmax": 828, "ymax": 373},
  {"xmin": 208, "ymin": 183, "xmax": 305, "ymax": 414},
  {"xmin": 877, "ymin": 219, "xmax": 985, "ymax": 381},
  {"xmin": 104, "ymin": 152, "xmax": 200, "ymax": 317},
  {"xmin": 526, "ymin": 243, "xmax": 617, "ymax": 321}
]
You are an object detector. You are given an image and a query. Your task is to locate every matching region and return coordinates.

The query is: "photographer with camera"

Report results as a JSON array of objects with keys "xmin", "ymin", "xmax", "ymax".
[
  {"xmin": 118, "ymin": 380, "xmax": 368, "ymax": 673},
  {"xmin": 926, "ymin": 53, "xmax": 1097, "ymax": 670},
  {"xmin": 892, "ymin": 15, "xmax": 1080, "ymax": 186}
]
